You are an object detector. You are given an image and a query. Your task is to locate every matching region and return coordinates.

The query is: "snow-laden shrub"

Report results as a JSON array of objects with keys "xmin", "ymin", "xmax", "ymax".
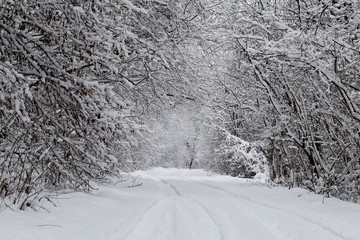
[
  {"xmin": 218, "ymin": 133, "xmax": 269, "ymax": 180},
  {"xmin": 311, "ymin": 164, "xmax": 360, "ymax": 203}
]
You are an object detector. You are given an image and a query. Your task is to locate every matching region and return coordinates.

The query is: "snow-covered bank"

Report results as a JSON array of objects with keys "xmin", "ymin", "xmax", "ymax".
[{"xmin": 1, "ymin": 168, "xmax": 359, "ymax": 240}]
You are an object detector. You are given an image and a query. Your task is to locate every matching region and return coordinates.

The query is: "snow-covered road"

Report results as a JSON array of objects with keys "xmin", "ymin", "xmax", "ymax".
[{"xmin": 2, "ymin": 168, "xmax": 360, "ymax": 240}]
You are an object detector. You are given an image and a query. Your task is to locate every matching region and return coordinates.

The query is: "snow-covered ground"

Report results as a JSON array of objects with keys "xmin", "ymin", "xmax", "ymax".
[{"xmin": 1, "ymin": 168, "xmax": 360, "ymax": 240}]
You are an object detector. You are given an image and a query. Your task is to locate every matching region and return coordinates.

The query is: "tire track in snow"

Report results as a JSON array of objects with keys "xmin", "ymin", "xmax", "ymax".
[
  {"xmin": 197, "ymin": 181, "xmax": 356, "ymax": 240},
  {"xmin": 160, "ymin": 179, "xmax": 224, "ymax": 240},
  {"xmin": 173, "ymin": 180, "xmax": 280, "ymax": 240},
  {"xmin": 119, "ymin": 198, "xmax": 171, "ymax": 240},
  {"xmin": 160, "ymin": 179, "xmax": 183, "ymax": 197},
  {"xmin": 106, "ymin": 179, "xmax": 224, "ymax": 240},
  {"xmin": 181, "ymin": 196, "xmax": 240, "ymax": 240},
  {"xmin": 99, "ymin": 197, "xmax": 167, "ymax": 240},
  {"xmin": 157, "ymin": 203, "xmax": 194, "ymax": 240}
]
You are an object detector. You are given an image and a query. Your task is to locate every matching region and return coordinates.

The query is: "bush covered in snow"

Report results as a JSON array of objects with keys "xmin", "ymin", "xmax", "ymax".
[{"xmin": 216, "ymin": 132, "xmax": 269, "ymax": 180}]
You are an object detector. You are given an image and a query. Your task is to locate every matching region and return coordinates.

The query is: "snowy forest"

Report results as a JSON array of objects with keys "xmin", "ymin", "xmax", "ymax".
[{"xmin": 1, "ymin": 0, "xmax": 360, "ymax": 210}]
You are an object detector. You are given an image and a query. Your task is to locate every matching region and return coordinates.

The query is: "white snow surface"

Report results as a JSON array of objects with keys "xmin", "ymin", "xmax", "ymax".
[{"xmin": 1, "ymin": 168, "xmax": 360, "ymax": 240}]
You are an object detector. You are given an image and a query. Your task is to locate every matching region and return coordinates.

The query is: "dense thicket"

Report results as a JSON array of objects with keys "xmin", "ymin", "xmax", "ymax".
[
  {"xmin": 192, "ymin": 0, "xmax": 360, "ymax": 202},
  {"xmin": 0, "ymin": 0, "xmax": 193, "ymax": 209}
]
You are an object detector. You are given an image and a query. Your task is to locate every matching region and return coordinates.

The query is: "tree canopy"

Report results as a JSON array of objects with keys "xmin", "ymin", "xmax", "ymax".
[{"xmin": 1, "ymin": 0, "xmax": 359, "ymax": 209}]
